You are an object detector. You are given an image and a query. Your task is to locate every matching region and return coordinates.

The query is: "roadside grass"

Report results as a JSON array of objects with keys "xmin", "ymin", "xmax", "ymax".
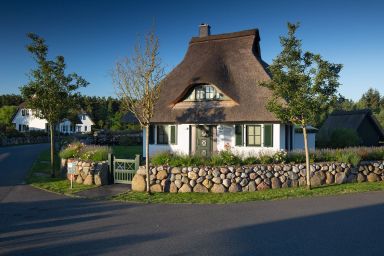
[
  {"xmin": 27, "ymin": 149, "xmax": 96, "ymax": 195},
  {"xmin": 112, "ymin": 145, "xmax": 142, "ymax": 159},
  {"xmin": 112, "ymin": 181, "xmax": 384, "ymax": 204}
]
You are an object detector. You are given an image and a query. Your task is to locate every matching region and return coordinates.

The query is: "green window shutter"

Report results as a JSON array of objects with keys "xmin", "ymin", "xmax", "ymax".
[
  {"xmin": 235, "ymin": 124, "xmax": 243, "ymax": 146},
  {"xmin": 264, "ymin": 124, "xmax": 273, "ymax": 147},
  {"xmin": 148, "ymin": 125, "xmax": 154, "ymax": 144},
  {"xmin": 170, "ymin": 125, "xmax": 177, "ymax": 144}
]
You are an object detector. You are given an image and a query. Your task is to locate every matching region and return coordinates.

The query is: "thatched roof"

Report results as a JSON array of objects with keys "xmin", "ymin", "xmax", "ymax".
[
  {"xmin": 318, "ymin": 109, "xmax": 384, "ymax": 139},
  {"xmin": 152, "ymin": 28, "xmax": 279, "ymax": 124}
]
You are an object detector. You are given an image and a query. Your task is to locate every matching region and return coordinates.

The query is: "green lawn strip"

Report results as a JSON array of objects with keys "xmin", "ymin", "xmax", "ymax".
[
  {"xmin": 27, "ymin": 149, "xmax": 96, "ymax": 196},
  {"xmin": 112, "ymin": 182, "xmax": 384, "ymax": 204},
  {"xmin": 112, "ymin": 145, "xmax": 142, "ymax": 158}
]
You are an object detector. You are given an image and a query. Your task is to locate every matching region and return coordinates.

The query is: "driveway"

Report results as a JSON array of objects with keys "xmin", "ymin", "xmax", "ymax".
[{"xmin": 1, "ymin": 144, "xmax": 384, "ymax": 255}]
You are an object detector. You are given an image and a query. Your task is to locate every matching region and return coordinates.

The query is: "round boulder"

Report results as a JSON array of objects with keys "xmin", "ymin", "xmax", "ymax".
[
  {"xmin": 132, "ymin": 174, "xmax": 146, "ymax": 192},
  {"xmin": 178, "ymin": 184, "xmax": 192, "ymax": 193},
  {"xmin": 367, "ymin": 173, "xmax": 379, "ymax": 182},
  {"xmin": 211, "ymin": 184, "xmax": 226, "ymax": 193},
  {"xmin": 150, "ymin": 184, "xmax": 162, "ymax": 192},
  {"xmin": 193, "ymin": 184, "xmax": 208, "ymax": 193}
]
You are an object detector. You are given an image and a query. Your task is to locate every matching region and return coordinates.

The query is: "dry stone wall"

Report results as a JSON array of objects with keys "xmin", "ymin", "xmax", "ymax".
[
  {"xmin": 132, "ymin": 161, "xmax": 384, "ymax": 193},
  {"xmin": 64, "ymin": 158, "xmax": 109, "ymax": 186}
]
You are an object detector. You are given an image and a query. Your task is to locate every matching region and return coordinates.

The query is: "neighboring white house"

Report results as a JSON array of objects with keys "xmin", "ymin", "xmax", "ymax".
[
  {"xmin": 12, "ymin": 103, "xmax": 94, "ymax": 134},
  {"xmin": 143, "ymin": 25, "xmax": 316, "ymax": 157}
]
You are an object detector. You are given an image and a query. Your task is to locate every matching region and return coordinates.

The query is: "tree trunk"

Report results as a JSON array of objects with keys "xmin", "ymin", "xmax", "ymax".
[
  {"xmin": 145, "ymin": 124, "xmax": 150, "ymax": 193},
  {"xmin": 49, "ymin": 123, "xmax": 56, "ymax": 178},
  {"xmin": 302, "ymin": 126, "xmax": 311, "ymax": 190}
]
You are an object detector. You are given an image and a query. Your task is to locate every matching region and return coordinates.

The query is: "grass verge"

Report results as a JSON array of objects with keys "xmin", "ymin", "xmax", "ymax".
[
  {"xmin": 27, "ymin": 149, "xmax": 96, "ymax": 195},
  {"xmin": 112, "ymin": 181, "xmax": 384, "ymax": 204}
]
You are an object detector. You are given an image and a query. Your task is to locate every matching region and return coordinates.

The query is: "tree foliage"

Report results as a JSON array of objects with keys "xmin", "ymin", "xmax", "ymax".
[
  {"xmin": 260, "ymin": 22, "xmax": 342, "ymax": 189},
  {"xmin": 20, "ymin": 33, "xmax": 89, "ymax": 125},
  {"xmin": 20, "ymin": 33, "xmax": 88, "ymax": 176},
  {"xmin": 260, "ymin": 23, "xmax": 342, "ymax": 127}
]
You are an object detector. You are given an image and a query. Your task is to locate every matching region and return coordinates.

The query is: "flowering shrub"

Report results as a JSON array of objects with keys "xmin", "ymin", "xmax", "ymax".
[
  {"xmin": 273, "ymin": 150, "xmax": 288, "ymax": 164},
  {"xmin": 59, "ymin": 142, "xmax": 110, "ymax": 161},
  {"xmin": 59, "ymin": 141, "xmax": 84, "ymax": 159}
]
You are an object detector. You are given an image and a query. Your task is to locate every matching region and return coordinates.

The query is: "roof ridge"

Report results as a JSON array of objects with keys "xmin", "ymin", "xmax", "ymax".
[{"xmin": 190, "ymin": 29, "xmax": 259, "ymax": 44}]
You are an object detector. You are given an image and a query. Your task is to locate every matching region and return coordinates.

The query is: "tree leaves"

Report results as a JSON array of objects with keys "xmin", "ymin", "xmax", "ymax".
[{"xmin": 260, "ymin": 22, "xmax": 342, "ymax": 128}]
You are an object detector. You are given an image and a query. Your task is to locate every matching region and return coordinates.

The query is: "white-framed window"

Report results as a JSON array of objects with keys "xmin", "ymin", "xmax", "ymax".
[
  {"xmin": 151, "ymin": 125, "xmax": 177, "ymax": 145},
  {"xmin": 84, "ymin": 126, "xmax": 87, "ymax": 132},
  {"xmin": 21, "ymin": 109, "xmax": 29, "ymax": 116},
  {"xmin": 184, "ymin": 84, "xmax": 226, "ymax": 102},
  {"xmin": 235, "ymin": 124, "xmax": 274, "ymax": 148}
]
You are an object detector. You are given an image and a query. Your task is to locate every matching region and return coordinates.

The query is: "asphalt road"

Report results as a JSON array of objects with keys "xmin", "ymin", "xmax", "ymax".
[{"xmin": 1, "ymin": 144, "xmax": 384, "ymax": 256}]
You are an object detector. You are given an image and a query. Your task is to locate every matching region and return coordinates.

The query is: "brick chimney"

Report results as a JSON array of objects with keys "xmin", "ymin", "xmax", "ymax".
[{"xmin": 199, "ymin": 23, "xmax": 211, "ymax": 37}]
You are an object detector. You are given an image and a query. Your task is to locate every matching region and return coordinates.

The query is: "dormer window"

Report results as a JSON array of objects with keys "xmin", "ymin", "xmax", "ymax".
[{"xmin": 184, "ymin": 84, "xmax": 226, "ymax": 102}]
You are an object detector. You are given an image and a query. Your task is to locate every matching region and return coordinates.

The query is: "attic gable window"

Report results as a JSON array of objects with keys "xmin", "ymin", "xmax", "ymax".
[{"xmin": 184, "ymin": 84, "xmax": 226, "ymax": 102}]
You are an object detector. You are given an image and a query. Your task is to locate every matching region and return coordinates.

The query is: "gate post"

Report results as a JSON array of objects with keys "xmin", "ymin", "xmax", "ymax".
[
  {"xmin": 135, "ymin": 154, "xmax": 140, "ymax": 171},
  {"xmin": 108, "ymin": 153, "xmax": 114, "ymax": 184}
]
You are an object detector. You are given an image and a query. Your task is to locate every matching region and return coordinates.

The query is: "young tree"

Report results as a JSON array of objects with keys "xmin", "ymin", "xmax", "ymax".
[
  {"xmin": 261, "ymin": 23, "xmax": 342, "ymax": 189},
  {"xmin": 113, "ymin": 30, "xmax": 164, "ymax": 193},
  {"xmin": 20, "ymin": 33, "xmax": 88, "ymax": 177}
]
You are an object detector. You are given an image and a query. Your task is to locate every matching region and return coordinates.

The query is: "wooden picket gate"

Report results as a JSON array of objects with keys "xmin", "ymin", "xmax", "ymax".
[{"xmin": 109, "ymin": 154, "xmax": 140, "ymax": 184}]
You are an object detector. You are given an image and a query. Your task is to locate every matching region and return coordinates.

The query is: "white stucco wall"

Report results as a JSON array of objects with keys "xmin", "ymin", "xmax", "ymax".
[
  {"xmin": 222, "ymin": 124, "xmax": 283, "ymax": 157},
  {"xmin": 144, "ymin": 124, "xmax": 190, "ymax": 157},
  {"xmin": 78, "ymin": 114, "xmax": 94, "ymax": 133}
]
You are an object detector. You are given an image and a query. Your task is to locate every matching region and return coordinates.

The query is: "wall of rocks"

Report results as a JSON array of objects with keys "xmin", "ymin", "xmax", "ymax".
[
  {"xmin": 132, "ymin": 161, "xmax": 384, "ymax": 193},
  {"xmin": 63, "ymin": 158, "xmax": 109, "ymax": 186},
  {"xmin": 0, "ymin": 136, "xmax": 49, "ymax": 146}
]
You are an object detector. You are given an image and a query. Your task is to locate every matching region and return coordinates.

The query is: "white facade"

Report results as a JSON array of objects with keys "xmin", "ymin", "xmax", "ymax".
[
  {"xmin": 143, "ymin": 124, "xmax": 190, "ymax": 156},
  {"xmin": 145, "ymin": 123, "xmax": 316, "ymax": 157},
  {"xmin": 12, "ymin": 108, "xmax": 48, "ymax": 132},
  {"xmin": 12, "ymin": 108, "xmax": 94, "ymax": 134}
]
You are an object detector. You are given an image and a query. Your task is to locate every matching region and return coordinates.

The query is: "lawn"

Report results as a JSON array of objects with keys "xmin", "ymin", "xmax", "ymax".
[
  {"xmin": 112, "ymin": 145, "xmax": 142, "ymax": 159},
  {"xmin": 112, "ymin": 181, "xmax": 384, "ymax": 204},
  {"xmin": 27, "ymin": 149, "xmax": 96, "ymax": 195}
]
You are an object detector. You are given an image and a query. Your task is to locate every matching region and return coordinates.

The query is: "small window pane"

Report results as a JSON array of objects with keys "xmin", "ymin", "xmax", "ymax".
[
  {"xmin": 248, "ymin": 136, "xmax": 255, "ymax": 145},
  {"xmin": 255, "ymin": 126, "xmax": 261, "ymax": 136}
]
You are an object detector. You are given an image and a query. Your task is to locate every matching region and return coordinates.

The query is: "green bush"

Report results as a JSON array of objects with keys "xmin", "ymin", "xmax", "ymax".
[
  {"xmin": 335, "ymin": 151, "xmax": 361, "ymax": 166},
  {"xmin": 330, "ymin": 128, "xmax": 361, "ymax": 148},
  {"xmin": 151, "ymin": 151, "xmax": 173, "ymax": 165}
]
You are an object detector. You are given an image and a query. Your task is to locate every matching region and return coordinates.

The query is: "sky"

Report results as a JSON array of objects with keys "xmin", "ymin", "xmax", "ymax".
[{"xmin": 0, "ymin": 0, "xmax": 383, "ymax": 101}]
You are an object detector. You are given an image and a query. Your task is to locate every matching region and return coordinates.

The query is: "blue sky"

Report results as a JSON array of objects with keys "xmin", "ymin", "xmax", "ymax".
[{"xmin": 0, "ymin": 0, "xmax": 383, "ymax": 101}]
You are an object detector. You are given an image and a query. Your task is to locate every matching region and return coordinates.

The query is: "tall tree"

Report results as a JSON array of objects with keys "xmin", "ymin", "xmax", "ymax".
[
  {"xmin": 113, "ymin": 30, "xmax": 164, "ymax": 193},
  {"xmin": 20, "ymin": 33, "xmax": 88, "ymax": 177},
  {"xmin": 357, "ymin": 88, "xmax": 383, "ymax": 114},
  {"xmin": 261, "ymin": 23, "xmax": 342, "ymax": 189}
]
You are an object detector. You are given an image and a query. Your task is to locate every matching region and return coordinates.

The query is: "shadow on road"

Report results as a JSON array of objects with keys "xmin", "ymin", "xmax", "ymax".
[{"xmin": 1, "ymin": 196, "xmax": 384, "ymax": 255}]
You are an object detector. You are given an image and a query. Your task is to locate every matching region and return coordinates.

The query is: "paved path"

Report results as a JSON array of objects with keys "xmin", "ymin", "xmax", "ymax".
[{"xmin": 1, "ymin": 144, "xmax": 384, "ymax": 255}]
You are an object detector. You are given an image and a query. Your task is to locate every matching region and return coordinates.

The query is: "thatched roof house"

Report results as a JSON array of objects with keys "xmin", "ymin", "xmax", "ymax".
[
  {"xmin": 152, "ymin": 28, "xmax": 277, "ymax": 124},
  {"xmin": 318, "ymin": 109, "xmax": 384, "ymax": 146},
  {"xmin": 145, "ymin": 24, "xmax": 315, "ymax": 157}
]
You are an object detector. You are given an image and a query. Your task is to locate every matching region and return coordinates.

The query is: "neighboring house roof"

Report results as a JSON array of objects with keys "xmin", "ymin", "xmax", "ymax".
[
  {"xmin": 121, "ymin": 112, "xmax": 139, "ymax": 124},
  {"xmin": 318, "ymin": 109, "xmax": 384, "ymax": 139},
  {"xmin": 11, "ymin": 102, "xmax": 28, "ymax": 123},
  {"xmin": 152, "ymin": 28, "xmax": 278, "ymax": 124}
]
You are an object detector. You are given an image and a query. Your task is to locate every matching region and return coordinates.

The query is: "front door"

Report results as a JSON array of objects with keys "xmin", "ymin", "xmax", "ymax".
[{"xmin": 196, "ymin": 125, "xmax": 213, "ymax": 157}]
